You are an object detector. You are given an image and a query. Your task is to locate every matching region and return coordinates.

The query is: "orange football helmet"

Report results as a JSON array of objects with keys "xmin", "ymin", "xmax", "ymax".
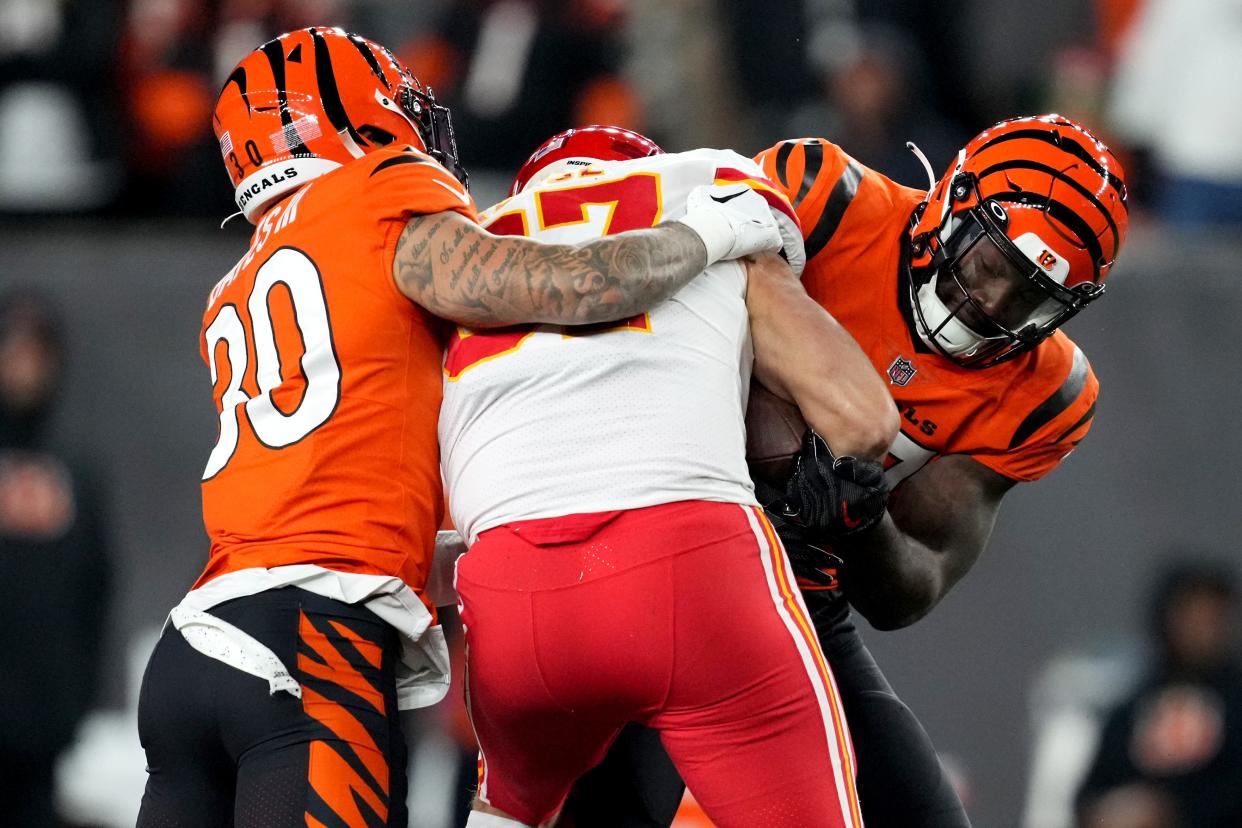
[
  {"xmin": 212, "ymin": 27, "xmax": 466, "ymax": 223},
  {"xmin": 510, "ymin": 125, "xmax": 663, "ymax": 196},
  {"xmin": 907, "ymin": 114, "xmax": 1128, "ymax": 367}
]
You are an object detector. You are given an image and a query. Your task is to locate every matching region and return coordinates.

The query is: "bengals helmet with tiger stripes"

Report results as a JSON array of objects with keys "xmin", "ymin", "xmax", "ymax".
[
  {"xmin": 908, "ymin": 114, "xmax": 1128, "ymax": 367},
  {"xmin": 212, "ymin": 27, "xmax": 467, "ymax": 223}
]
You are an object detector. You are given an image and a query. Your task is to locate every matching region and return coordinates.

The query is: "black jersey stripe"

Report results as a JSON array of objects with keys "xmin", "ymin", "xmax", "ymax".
[
  {"xmin": 794, "ymin": 140, "xmax": 823, "ymax": 208},
  {"xmin": 990, "ymin": 193, "xmax": 1106, "ymax": 278},
  {"xmin": 976, "ymin": 129, "xmax": 1127, "ymax": 208},
  {"xmin": 260, "ymin": 39, "xmax": 310, "ymax": 157},
  {"xmin": 804, "ymin": 159, "xmax": 864, "ymax": 260},
  {"xmin": 773, "ymin": 141, "xmax": 796, "ymax": 190},
  {"xmin": 369, "ymin": 153, "xmax": 429, "ymax": 177},
  {"xmin": 979, "ymin": 159, "xmax": 1120, "ymax": 252},
  {"xmin": 1052, "ymin": 399, "xmax": 1096, "ymax": 444},
  {"xmin": 1008, "ymin": 346, "xmax": 1089, "ymax": 449},
  {"xmin": 310, "ymin": 28, "xmax": 364, "ymax": 147}
]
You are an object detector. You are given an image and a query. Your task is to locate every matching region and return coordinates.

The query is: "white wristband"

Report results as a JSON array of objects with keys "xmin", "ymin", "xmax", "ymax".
[
  {"xmin": 676, "ymin": 209, "xmax": 734, "ymax": 266},
  {"xmin": 465, "ymin": 811, "xmax": 533, "ymax": 827}
]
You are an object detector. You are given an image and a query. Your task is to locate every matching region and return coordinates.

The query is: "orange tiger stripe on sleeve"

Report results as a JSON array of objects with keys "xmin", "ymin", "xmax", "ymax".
[{"xmin": 755, "ymin": 138, "xmax": 864, "ymax": 259}]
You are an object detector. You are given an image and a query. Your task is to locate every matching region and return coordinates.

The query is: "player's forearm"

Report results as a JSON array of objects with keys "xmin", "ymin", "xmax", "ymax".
[
  {"xmin": 393, "ymin": 211, "xmax": 708, "ymax": 327},
  {"xmin": 844, "ymin": 456, "xmax": 1009, "ymax": 628},
  {"xmin": 564, "ymin": 223, "xmax": 711, "ymax": 323},
  {"xmin": 747, "ymin": 254, "xmax": 897, "ymax": 459},
  {"xmin": 839, "ymin": 517, "xmax": 947, "ymax": 630}
]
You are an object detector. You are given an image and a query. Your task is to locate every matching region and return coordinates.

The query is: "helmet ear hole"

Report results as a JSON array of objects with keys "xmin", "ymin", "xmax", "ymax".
[
  {"xmin": 987, "ymin": 200, "xmax": 1009, "ymax": 227},
  {"xmin": 358, "ymin": 125, "xmax": 397, "ymax": 147}
]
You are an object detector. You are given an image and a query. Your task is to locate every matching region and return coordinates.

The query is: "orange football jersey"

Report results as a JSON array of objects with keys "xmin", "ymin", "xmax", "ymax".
[
  {"xmin": 196, "ymin": 145, "xmax": 475, "ymax": 595},
  {"xmin": 756, "ymin": 138, "xmax": 1097, "ymax": 484}
]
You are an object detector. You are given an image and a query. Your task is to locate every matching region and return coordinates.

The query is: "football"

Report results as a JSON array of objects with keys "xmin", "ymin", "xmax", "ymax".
[{"xmin": 745, "ymin": 380, "xmax": 806, "ymax": 484}]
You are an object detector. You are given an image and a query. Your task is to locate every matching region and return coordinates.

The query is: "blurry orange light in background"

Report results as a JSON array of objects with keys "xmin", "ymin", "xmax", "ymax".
[{"xmin": 133, "ymin": 70, "xmax": 214, "ymax": 151}]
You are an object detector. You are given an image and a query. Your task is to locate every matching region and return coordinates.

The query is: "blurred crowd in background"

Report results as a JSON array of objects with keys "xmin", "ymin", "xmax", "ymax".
[
  {"xmin": 2, "ymin": 0, "xmax": 1241, "ymax": 223},
  {"xmin": 3, "ymin": 0, "xmax": 1242, "ymax": 826}
]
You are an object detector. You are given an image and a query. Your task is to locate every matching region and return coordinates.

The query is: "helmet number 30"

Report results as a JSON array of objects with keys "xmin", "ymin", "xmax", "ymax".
[{"xmin": 202, "ymin": 248, "xmax": 341, "ymax": 480}]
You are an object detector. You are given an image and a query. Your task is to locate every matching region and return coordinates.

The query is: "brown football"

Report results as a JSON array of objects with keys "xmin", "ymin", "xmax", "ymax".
[{"xmin": 745, "ymin": 380, "xmax": 806, "ymax": 484}]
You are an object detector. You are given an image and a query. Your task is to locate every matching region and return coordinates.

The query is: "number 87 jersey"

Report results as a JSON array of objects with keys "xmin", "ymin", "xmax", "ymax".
[
  {"xmin": 439, "ymin": 148, "xmax": 796, "ymax": 543},
  {"xmin": 195, "ymin": 146, "xmax": 474, "ymax": 601}
]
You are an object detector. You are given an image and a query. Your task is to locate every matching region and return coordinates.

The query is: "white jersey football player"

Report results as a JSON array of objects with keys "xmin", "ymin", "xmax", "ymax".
[{"xmin": 440, "ymin": 126, "xmax": 898, "ymax": 828}]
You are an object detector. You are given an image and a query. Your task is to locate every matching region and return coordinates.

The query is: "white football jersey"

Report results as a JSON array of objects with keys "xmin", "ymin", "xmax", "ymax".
[{"xmin": 440, "ymin": 148, "xmax": 776, "ymax": 541}]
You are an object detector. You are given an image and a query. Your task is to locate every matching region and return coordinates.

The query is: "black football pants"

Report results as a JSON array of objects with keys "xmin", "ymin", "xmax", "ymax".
[
  {"xmin": 136, "ymin": 587, "xmax": 407, "ymax": 828},
  {"xmin": 561, "ymin": 595, "xmax": 972, "ymax": 828}
]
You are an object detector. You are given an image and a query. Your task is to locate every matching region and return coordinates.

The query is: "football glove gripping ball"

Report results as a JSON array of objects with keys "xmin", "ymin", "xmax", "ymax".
[
  {"xmin": 753, "ymin": 477, "xmax": 843, "ymax": 590},
  {"xmin": 678, "ymin": 183, "xmax": 783, "ymax": 265},
  {"xmin": 782, "ymin": 430, "xmax": 890, "ymax": 539}
]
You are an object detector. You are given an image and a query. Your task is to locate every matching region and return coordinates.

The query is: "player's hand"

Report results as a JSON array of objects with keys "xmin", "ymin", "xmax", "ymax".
[
  {"xmin": 678, "ymin": 183, "xmax": 782, "ymax": 265},
  {"xmin": 771, "ymin": 208, "xmax": 806, "ymax": 277},
  {"xmin": 781, "ymin": 528, "xmax": 844, "ymax": 589},
  {"xmin": 779, "ymin": 430, "xmax": 889, "ymax": 539},
  {"xmin": 753, "ymin": 477, "xmax": 843, "ymax": 589}
]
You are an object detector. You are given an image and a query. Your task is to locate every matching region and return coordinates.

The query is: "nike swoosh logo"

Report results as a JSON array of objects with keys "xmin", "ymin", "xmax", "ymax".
[
  {"xmin": 710, "ymin": 190, "xmax": 747, "ymax": 204},
  {"xmin": 433, "ymin": 178, "xmax": 471, "ymax": 206},
  {"xmin": 841, "ymin": 501, "xmax": 862, "ymax": 530}
]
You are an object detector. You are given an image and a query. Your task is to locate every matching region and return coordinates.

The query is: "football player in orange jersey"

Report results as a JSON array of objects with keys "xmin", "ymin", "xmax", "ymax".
[
  {"xmin": 135, "ymin": 27, "xmax": 788, "ymax": 828},
  {"xmin": 563, "ymin": 115, "xmax": 1128, "ymax": 827}
]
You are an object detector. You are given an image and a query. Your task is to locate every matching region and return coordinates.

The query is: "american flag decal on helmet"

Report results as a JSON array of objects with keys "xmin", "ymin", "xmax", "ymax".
[
  {"xmin": 219, "ymin": 131, "xmax": 234, "ymax": 160},
  {"xmin": 887, "ymin": 356, "xmax": 917, "ymax": 386}
]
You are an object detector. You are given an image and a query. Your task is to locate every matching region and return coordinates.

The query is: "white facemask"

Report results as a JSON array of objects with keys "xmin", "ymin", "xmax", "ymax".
[{"xmin": 913, "ymin": 275, "xmax": 1000, "ymax": 359}]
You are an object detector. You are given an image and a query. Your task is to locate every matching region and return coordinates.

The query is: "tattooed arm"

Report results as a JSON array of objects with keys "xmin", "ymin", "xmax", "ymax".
[{"xmin": 392, "ymin": 210, "xmax": 710, "ymax": 327}]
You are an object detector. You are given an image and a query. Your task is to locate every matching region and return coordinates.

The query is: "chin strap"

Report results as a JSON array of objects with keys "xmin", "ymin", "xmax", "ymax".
[
  {"xmin": 336, "ymin": 127, "xmax": 367, "ymax": 159},
  {"xmin": 906, "ymin": 141, "xmax": 937, "ymax": 193},
  {"xmin": 937, "ymin": 148, "xmax": 968, "ymax": 229},
  {"xmin": 219, "ymin": 210, "xmax": 246, "ymax": 229}
]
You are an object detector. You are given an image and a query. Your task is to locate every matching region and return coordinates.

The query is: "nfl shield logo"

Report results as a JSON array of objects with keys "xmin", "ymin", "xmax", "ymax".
[{"xmin": 887, "ymin": 356, "xmax": 917, "ymax": 386}]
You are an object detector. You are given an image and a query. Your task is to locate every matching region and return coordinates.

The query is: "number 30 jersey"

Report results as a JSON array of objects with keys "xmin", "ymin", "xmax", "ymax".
[
  {"xmin": 439, "ymin": 149, "xmax": 793, "ymax": 542},
  {"xmin": 196, "ymin": 146, "xmax": 474, "ymax": 598}
]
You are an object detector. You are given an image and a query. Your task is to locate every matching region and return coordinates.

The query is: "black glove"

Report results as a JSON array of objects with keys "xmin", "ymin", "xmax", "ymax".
[
  {"xmin": 780, "ymin": 430, "xmax": 890, "ymax": 539},
  {"xmin": 753, "ymin": 476, "xmax": 844, "ymax": 590}
]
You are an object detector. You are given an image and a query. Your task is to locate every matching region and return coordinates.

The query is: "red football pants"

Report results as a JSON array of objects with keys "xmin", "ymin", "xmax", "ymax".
[{"xmin": 455, "ymin": 500, "xmax": 863, "ymax": 827}]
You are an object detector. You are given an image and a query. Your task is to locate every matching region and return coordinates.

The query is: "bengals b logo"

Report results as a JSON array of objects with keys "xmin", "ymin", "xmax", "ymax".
[{"xmin": 1038, "ymin": 249, "xmax": 1058, "ymax": 269}]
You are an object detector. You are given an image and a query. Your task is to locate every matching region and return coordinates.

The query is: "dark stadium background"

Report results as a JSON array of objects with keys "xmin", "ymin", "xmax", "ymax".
[{"xmin": 2, "ymin": 1, "xmax": 1238, "ymax": 826}]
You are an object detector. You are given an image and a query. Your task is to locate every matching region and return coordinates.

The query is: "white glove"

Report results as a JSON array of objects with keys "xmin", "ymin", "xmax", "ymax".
[
  {"xmin": 772, "ymin": 208, "xmax": 807, "ymax": 277},
  {"xmin": 677, "ymin": 183, "xmax": 783, "ymax": 265}
]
